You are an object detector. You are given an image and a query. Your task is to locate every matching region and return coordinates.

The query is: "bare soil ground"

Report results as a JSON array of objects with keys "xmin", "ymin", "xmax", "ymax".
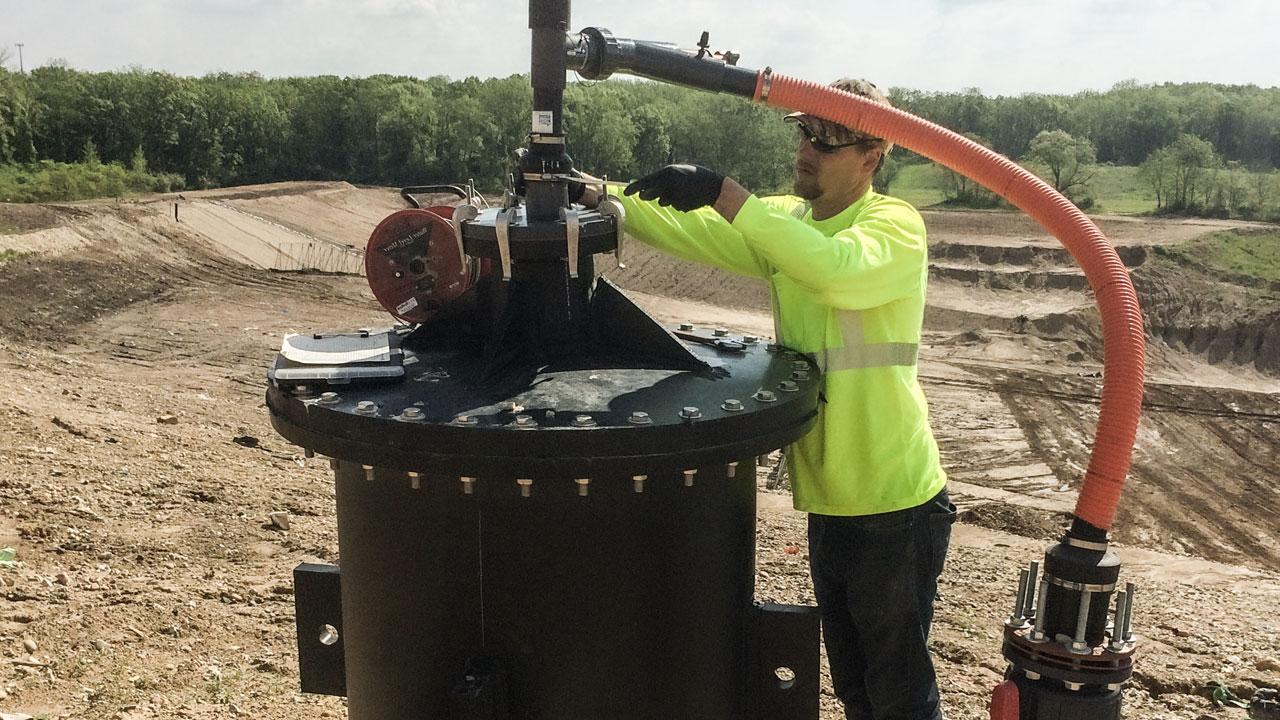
[{"xmin": 0, "ymin": 183, "xmax": 1277, "ymax": 720}]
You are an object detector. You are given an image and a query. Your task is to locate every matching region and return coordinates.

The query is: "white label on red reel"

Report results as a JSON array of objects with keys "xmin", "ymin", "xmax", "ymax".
[
  {"xmin": 532, "ymin": 110, "xmax": 554, "ymax": 133},
  {"xmin": 396, "ymin": 297, "xmax": 420, "ymax": 314}
]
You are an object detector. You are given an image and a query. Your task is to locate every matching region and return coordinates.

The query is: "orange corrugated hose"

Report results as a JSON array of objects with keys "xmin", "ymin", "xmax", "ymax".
[{"xmin": 754, "ymin": 73, "xmax": 1145, "ymax": 531}]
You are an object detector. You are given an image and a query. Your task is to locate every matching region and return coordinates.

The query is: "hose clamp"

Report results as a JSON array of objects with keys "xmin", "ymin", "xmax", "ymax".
[
  {"xmin": 1063, "ymin": 536, "xmax": 1110, "ymax": 552},
  {"xmin": 1044, "ymin": 573, "xmax": 1115, "ymax": 594},
  {"xmin": 758, "ymin": 66, "xmax": 774, "ymax": 103}
]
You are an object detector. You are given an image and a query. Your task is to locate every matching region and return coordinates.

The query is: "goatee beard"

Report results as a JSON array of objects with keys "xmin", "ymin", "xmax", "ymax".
[{"xmin": 794, "ymin": 175, "xmax": 820, "ymax": 200}]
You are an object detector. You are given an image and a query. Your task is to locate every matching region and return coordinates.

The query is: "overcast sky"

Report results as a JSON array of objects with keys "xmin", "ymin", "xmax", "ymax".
[{"xmin": 2, "ymin": 0, "xmax": 1276, "ymax": 95}]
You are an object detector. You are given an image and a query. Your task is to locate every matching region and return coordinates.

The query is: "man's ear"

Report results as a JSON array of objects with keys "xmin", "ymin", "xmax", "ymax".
[{"xmin": 864, "ymin": 148, "xmax": 884, "ymax": 174}]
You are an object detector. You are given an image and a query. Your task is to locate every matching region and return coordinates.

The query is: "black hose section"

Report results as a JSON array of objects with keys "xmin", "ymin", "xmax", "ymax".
[
  {"xmin": 1068, "ymin": 516, "xmax": 1110, "ymax": 544},
  {"xmin": 575, "ymin": 28, "xmax": 757, "ymax": 98},
  {"xmin": 400, "ymin": 185, "xmax": 470, "ymax": 208}
]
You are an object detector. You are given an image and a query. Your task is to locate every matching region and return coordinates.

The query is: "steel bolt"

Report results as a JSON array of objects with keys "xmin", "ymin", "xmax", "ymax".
[
  {"xmin": 727, "ymin": 461, "xmax": 739, "ymax": 478},
  {"xmin": 765, "ymin": 343, "xmax": 780, "ymax": 352},
  {"xmin": 363, "ymin": 465, "xmax": 374, "ymax": 482},
  {"xmin": 513, "ymin": 414, "xmax": 537, "ymax": 428},
  {"xmin": 1031, "ymin": 579, "xmax": 1050, "ymax": 641},
  {"xmin": 683, "ymin": 469, "xmax": 697, "ymax": 487},
  {"xmin": 355, "ymin": 401, "xmax": 378, "ymax": 416},
  {"xmin": 572, "ymin": 414, "xmax": 597, "ymax": 427},
  {"xmin": 792, "ymin": 370, "xmax": 811, "ymax": 381},
  {"xmin": 678, "ymin": 323, "xmax": 694, "ymax": 331},
  {"xmin": 1122, "ymin": 582, "xmax": 1136, "ymax": 642},
  {"xmin": 633, "ymin": 474, "xmax": 647, "ymax": 493},
  {"xmin": 517, "ymin": 478, "xmax": 533, "ymax": 497},
  {"xmin": 713, "ymin": 328, "xmax": 729, "ymax": 337},
  {"xmin": 627, "ymin": 411, "xmax": 653, "ymax": 425},
  {"xmin": 791, "ymin": 360, "xmax": 809, "ymax": 371},
  {"xmin": 461, "ymin": 476, "xmax": 475, "ymax": 494},
  {"xmin": 1109, "ymin": 590, "xmax": 1129, "ymax": 651},
  {"xmin": 1069, "ymin": 590, "xmax": 1093, "ymax": 654},
  {"xmin": 576, "ymin": 478, "xmax": 590, "ymax": 496},
  {"xmin": 1008, "ymin": 568, "xmax": 1030, "ymax": 627},
  {"xmin": 1065, "ymin": 682, "xmax": 1082, "ymax": 692},
  {"xmin": 399, "ymin": 407, "xmax": 425, "ymax": 422},
  {"xmin": 317, "ymin": 391, "xmax": 340, "ymax": 405},
  {"xmin": 679, "ymin": 406, "xmax": 702, "ymax": 420},
  {"xmin": 778, "ymin": 380, "xmax": 800, "ymax": 393},
  {"xmin": 408, "ymin": 471, "xmax": 421, "ymax": 490},
  {"xmin": 742, "ymin": 335, "xmax": 758, "ymax": 344},
  {"xmin": 1025, "ymin": 670, "xmax": 1041, "ymax": 680},
  {"xmin": 1024, "ymin": 561, "xmax": 1040, "ymax": 619},
  {"xmin": 454, "ymin": 414, "xmax": 478, "ymax": 425},
  {"xmin": 721, "ymin": 398, "xmax": 744, "ymax": 412},
  {"xmin": 304, "ymin": 448, "xmax": 315, "ymax": 459},
  {"xmin": 753, "ymin": 390, "xmax": 778, "ymax": 403}
]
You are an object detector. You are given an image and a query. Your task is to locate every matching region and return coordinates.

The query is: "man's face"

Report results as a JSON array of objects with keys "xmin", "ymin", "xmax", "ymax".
[{"xmin": 792, "ymin": 120, "xmax": 881, "ymax": 201}]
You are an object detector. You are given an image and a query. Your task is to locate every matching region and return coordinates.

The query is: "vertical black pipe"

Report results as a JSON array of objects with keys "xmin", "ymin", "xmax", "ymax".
[
  {"xmin": 529, "ymin": 0, "xmax": 569, "ymax": 134},
  {"xmin": 525, "ymin": 0, "xmax": 573, "ymax": 222}
]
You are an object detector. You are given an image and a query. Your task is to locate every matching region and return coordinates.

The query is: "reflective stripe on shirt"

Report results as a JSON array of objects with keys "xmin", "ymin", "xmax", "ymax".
[
  {"xmin": 817, "ymin": 308, "xmax": 919, "ymax": 372},
  {"xmin": 788, "ymin": 201, "xmax": 918, "ymax": 372}
]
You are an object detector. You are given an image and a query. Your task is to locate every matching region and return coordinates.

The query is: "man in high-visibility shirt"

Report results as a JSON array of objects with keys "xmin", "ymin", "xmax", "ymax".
[{"xmin": 581, "ymin": 78, "xmax": 954, "ymax": 720}]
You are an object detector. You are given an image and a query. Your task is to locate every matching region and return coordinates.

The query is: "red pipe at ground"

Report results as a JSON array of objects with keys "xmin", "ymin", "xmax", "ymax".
[{"xmin": 753, "ymin": 73, "xmax": 1145, "ymax": 531}]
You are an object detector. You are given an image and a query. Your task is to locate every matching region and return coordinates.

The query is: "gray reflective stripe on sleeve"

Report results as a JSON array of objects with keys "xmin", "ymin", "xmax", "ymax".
[{"xmin": 817, "ymin": 308, "xmax": 919, "ymax": 372}]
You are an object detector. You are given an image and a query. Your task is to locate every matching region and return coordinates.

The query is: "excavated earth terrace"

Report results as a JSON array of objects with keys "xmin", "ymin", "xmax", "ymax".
[{"xmin": 0, "ymin": 182, "xmax": 1276, "ymax": 720}]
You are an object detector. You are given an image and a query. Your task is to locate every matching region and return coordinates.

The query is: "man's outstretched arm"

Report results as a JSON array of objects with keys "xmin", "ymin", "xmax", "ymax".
[{"xmin": 576, "ymin": 169, "xmax": 770, "ymax": 280}]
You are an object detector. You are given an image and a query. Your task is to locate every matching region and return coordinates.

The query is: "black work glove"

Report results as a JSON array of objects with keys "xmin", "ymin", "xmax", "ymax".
[{"xmin": 624, "ymin": 164, "xmax": 725, "ymax": 212}]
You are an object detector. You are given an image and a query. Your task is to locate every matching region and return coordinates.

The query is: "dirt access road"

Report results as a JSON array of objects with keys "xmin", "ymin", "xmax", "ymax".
[{"xmin": 0, "ymin": 182, "xmax": 1277, "ymax": 719}]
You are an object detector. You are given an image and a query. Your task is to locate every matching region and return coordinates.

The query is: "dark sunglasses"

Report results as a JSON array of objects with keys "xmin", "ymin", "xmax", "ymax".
[{"xmin": 796, "ymin": 123, "xmax": 879, "ymax": 154}]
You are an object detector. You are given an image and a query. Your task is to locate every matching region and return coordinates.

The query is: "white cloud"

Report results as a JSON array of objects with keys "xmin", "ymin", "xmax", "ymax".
[{"xmin": 2, "ymin": 0, "xmax": 1277, "ymax": 91}]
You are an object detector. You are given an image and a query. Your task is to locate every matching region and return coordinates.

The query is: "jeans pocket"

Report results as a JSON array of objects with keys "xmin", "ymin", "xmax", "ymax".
[{"xmin": 927, "ymin": 502, "xmax": 956, "ymax": 578}]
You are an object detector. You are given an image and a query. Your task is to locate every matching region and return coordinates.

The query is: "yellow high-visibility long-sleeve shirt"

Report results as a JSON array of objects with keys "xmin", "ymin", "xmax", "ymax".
[{"xmin": 614, "ymin": 188, "xmax": 946, "ymax": 516}]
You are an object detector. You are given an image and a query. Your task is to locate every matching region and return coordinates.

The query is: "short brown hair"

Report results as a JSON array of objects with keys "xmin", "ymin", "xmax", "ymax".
[{"xmin": 784, "ymin": 77, "xmax": 895, "ymax": 159}]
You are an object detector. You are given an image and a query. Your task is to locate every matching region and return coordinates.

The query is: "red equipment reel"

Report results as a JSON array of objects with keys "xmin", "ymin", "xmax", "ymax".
[{"xmin": 365, "ymin": 207, "xmax": 475, "ymax": 324}]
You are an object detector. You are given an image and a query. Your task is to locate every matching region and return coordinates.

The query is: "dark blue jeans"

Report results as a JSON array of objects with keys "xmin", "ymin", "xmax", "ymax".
[{"xmin": 808, "ymin": 489, "xmax": 956, "ymax": 720}]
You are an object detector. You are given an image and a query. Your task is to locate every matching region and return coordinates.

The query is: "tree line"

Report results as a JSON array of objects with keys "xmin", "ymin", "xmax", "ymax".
[{"xmin": 1, "ymin": 65, "xmax": 1278, "ymax": 214}]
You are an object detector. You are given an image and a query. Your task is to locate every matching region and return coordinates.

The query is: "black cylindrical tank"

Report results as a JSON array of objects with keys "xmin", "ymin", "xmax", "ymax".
[{"xmin": 269, "ymin": 323, "xmax": 823, "ymax": 719}]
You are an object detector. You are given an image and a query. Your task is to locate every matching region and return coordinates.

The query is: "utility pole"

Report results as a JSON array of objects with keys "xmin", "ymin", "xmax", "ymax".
[{"xmin": 15, "ymin": 43, "xmax": 23, "ymax": 73}]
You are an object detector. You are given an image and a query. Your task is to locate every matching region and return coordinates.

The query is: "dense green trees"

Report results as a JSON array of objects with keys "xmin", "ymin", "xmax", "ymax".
[
  {"xmin": 890, "ymin": 81, "xmax": 1280, "ymax": 170},
  {"xmin": 0, "ymin": 64, "xmax": 1278, "ymax": 218},
  {"xmin": 1024, "ymin": 129, "xmax": 1097, "ymax": 205}
]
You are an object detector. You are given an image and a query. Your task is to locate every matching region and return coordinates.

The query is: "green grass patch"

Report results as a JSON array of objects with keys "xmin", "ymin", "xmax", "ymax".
[
  {"xmin": 1159, "ymin": 230, "xmax": 1280, "ymax": 283},
  {"xmin": 885, "ymin": 161, "xmax": 1158, "ymax": 215},
  {"xmin": 0, "ymin": 160, "xmax": 184, "ymax": 203},
  {"xmin": 0, "ymin": 249, "xmax": 24, "ymax": 263},
  {"xmin": 1088, "ymin": 164, "xmax": 1155, "ymax": 215},
  {"xmin": 886, "ymin": 163, "xmax": 946, "ymax": 208}
]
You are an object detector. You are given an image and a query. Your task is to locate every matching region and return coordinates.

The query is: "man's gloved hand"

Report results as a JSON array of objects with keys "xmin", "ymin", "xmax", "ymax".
[{"xmin": 624, "ymin": 164, "xmax": 725, "ymax": 212}]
